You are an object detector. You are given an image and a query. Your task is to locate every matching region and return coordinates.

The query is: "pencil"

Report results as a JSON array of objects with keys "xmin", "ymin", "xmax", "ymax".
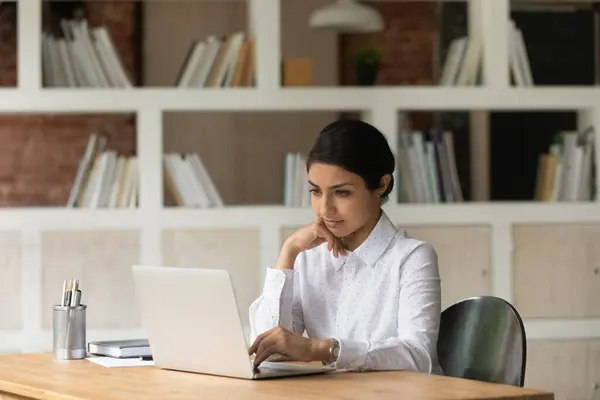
[{"xmin": 61, "ymin": 280, "xmax": 67, "ymax": 307}]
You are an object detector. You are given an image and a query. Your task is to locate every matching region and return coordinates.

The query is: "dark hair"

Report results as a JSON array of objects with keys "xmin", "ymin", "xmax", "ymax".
[{"xmin": 306, "ymin": 119, "xmax": 395, "ymax": 203}]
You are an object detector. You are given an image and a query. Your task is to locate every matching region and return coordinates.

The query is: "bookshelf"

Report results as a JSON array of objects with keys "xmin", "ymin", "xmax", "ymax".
[{"xmin": 1, "ymin": 0, "xmax": 600, "ymax": 396}]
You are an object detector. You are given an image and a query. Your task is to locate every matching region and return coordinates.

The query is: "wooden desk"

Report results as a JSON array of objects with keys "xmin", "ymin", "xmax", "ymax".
[{"xmin": 0, "ymin": 353, "xmax": 552, "ymax": 400}]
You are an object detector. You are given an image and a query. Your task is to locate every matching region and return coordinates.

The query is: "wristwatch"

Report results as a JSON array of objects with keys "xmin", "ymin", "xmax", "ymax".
[{"xmin": 326, "ymin": 338, "xmax": 340, "ymax": 365}]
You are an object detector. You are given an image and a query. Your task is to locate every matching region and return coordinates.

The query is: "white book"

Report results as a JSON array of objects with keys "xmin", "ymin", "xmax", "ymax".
[
  {"xmin": 283, "ymin": 152, "xmax": 295, "ymax": 206},
  {"xmin": 509, "ymin": 21, "xmax": 526, "ymax": 86},
  {"xmin": 578, "ymin": 130, "xmax": 594, "ymax": 201},
  {"xmin": 412, "ymin": 132, "xmax": 432, "ymax": 202},
  {"xmin": 189, "ymin": 153, "xmax": 223, "ymax": 207},
  {"xmin": 67, "ymin": 21, "xmax": 97, "ymax": 87},
  {"xmin": 88, "ymin": 152, "xmax": 109, "ymax": 208},
  {"xmin": 94, "ymin": 26, "xmax": 132, "ymax": 87},
  {"xmin": 56, "ymin": 39, "xmax": 77, "ymax": 87},
  {"xmin": 98, "ymin": 151, "xmax": 118, "ymax": 207},
  {"xmin": 182, "ymin": 155, "xmax": 211, "ymax": 207},
  {"xmin": 397, "ymin": 134, "xmax": 416, "ymax": 202},
  {"xmin": 404, "ymin": 135, "xmax": 425, "ymax": 202},
  {"xmin": 48, "ymin": 36, "xmax": 67, "ymax": 87},
  {"xmin": 67, "ymin": 133, "xmax": 98, "ymax": 207},
  {"xmin": 90, "ymin": 30, "xmax": 120, "ymax": 87},
  {"xmin": 514, "ymin": 25, "xmax": 534, "ymax": 86},
  {"xmin": 191, "ymin": 37, "xmax": 221, "ymax": 87},
  {"xmin": 127, "ymin": 158, "xmax": 138, "ymax": 208},
  {"xmin": 108, "ymin": 156, "xmax": 126, "ymax": 208},
  {"xmin": 222, "ymin": 32, "xmax": 245, "ymax": 87},
  {"xmin": 456, "ymin": 36, "xmax": 482, "ymax": 86},
  {"xmin": 425, "ymin": 141, "xmax": 440, "ymax": 203},
  {"xmin": 440, "ymin": 37, "xmax": 467, "ymax": 86},
  {"xmin": 168, "ymin": 154, "xmax": 202, "ymax": 207},
  {"xmin": 443, "ymin": 132, "xmax": 463, "ymax": 202},
  {"xmin": 177, "ymin": 41, "xmax": 207, "ymax": 87},
  {"xmin": 558, "ymin": 132, "xmax": 578, "ymax": 201},
  {"xmin": 114, "ymin": 157, "xmax": 129, "ymax": 207},
  {"xmin": 118, "ymin": 157, "xmax": 135, "ymax": 208},
  {"xmin": 569, "ymin": 146, "xmax": 584, "ymax": 201},
  {"xmin": 80, "ymin": 155, "xmax": 100, "ymax": 207},
  {"xmin": 75, "ymin": 20, "xmax": 110, "ymax": 87},
  {"xmin": 212, "ymin": 32, "xmax": 244, "ymax": 87},
  {"xmin": 163, "ymin": 155, "xmax": 185, "ymax": 206},
  {"xmin": 549, "ymin": 143, "xmax": 562, "ymax": 202}
]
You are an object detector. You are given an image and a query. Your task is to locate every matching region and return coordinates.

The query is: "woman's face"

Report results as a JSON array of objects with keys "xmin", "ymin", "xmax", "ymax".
[{"xmin": 307, "ymin": 162, "xmax": 381, "ymax": 239}]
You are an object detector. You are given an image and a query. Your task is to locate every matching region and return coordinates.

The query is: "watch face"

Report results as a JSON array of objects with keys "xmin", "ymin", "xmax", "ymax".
[{"xmin": 332, "ymin": 339, "xmax": 340, "ymax": 357}]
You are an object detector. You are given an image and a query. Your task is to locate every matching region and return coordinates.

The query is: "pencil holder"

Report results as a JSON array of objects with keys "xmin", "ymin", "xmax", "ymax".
[{"xmin": 52, "ymin": 304, "xmax": 87, "ymax": 360}]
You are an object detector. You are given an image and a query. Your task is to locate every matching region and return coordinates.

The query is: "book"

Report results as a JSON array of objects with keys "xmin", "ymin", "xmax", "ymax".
[{"xmin": 87, "ymin": 339, "xmax": 151, "ymax": 358}]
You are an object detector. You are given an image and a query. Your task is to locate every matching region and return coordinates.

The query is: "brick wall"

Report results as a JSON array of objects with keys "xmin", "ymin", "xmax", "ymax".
[
  {"xmin": 340, "ymin": 1, "xmax": 439, "ymax": 129},
  {"xmin": 0, "ymin": 1, "xmax": 138, "ymax": 207}
]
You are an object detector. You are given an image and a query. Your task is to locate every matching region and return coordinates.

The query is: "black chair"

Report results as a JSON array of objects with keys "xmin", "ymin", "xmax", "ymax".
[{"xmin": 437, "ymin": 295, "xmax": 527, "ymax": 387}]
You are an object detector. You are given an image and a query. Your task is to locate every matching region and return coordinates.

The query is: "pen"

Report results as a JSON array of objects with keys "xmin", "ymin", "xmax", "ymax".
[
  {"xmin": 60, "ymin": 278, "xmax": 82, "ymax": 307},
  {"xmin": 70, "ymin": 279, "xmax": 79, "ymax": 307},
  {"xmin": 65, "ymin": 279, "xmax": 72, "ymax": 306},
  {"xmin": 74, "ymin": 289, "xmax": 82, "ymax": 307}
]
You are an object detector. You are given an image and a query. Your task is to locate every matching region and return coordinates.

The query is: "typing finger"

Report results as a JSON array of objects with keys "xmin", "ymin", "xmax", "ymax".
[
  {"xmin": 254, "ymin": 343, "xmax": 281, "ymax": 369},
  {"xmin": 254, "ymin": 332, "xmax": 279, "ymax": 361},
  {"xmin": 248, "ymin": 327, "xmax": 277, "ymax": 355}
]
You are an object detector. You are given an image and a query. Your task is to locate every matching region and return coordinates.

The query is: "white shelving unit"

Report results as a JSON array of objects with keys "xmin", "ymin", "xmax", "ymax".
[{"xmin": 3, "ymin": 1, "xmax": 600, "ymax": 392}]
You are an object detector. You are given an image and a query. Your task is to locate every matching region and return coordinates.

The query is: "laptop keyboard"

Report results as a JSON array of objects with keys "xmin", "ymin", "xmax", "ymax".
[{"xmin": 252, "ymin": 361, "xmax": 291, "ymax": 373}]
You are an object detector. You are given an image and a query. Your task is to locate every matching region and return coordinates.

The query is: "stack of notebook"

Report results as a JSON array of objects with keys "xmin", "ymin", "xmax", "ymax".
[{"xmin": 87, "ymin": 339, "xmax": 151, "ymax": 359}]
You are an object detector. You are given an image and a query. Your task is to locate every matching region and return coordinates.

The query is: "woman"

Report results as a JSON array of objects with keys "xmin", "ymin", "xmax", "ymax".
[{"xmin": 248, "ymin": 119, "xmax": 442, "ymax": 374}]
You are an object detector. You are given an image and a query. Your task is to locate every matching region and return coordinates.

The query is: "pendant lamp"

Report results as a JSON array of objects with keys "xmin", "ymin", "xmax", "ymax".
[{"xmin": 309, "ymin": 0, "xmax": 384, "ymax": 33}]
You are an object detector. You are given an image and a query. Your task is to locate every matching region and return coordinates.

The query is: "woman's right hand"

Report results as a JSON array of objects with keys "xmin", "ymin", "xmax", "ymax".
[{"xmin": 276, "ymin": 218, "xmax": 347, "ymax": 269}]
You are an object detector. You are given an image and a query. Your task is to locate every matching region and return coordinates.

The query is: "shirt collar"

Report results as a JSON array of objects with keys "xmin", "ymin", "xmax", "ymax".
[{"xmin": 332, "ymin": 210, "xmax": 397, "ymax": 271}]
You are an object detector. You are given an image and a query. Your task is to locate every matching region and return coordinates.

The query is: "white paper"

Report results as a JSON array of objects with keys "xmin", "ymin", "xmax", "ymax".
[{"xmin": 86, "ymin": 356, "xmax": 155, "ymax": 368}]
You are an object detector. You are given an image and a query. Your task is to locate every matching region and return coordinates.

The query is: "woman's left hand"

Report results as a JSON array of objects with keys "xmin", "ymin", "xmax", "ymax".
[{"xmin": 248, "ymin": 326, "xmax": 327, "ymax": 368}]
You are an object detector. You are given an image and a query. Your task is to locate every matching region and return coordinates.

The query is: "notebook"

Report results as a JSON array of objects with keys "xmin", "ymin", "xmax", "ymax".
[{"xmin": 87, "ymin": 339, "xmax": 151, "ymax": 358}]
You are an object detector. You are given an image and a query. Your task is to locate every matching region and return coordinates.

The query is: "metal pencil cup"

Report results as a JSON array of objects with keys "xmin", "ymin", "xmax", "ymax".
[{"xmin": 52, "ymin": 304, "xmax": 87, "ymax": 360}]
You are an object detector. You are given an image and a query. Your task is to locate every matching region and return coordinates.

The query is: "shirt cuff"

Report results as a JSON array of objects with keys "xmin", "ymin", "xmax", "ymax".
[
  {"xmin": 334, "ymin": 338, "xmax": 369, "ymax": 370},
  {"xmin": 262, "ymin": 267, "xmax": 295, "ymax": 329},
  {"xmin": 262, "ymin": 267, "xmax": 294, "ymax": 296}
]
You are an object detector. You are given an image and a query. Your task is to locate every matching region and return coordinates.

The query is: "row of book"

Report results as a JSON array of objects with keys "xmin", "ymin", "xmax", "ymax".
[
  {"xmin": 42, "ymin": 18, "xmax": 132, "ymax": 88},
  {"xmin": 282, "ymin": 132, "xmax": 463, "ymax": 207},
  {"xmin": 283, "ymin": 152, "xmax": 310, "ymax": 207},
  {"xmin": 397, "ymin": 131, "xmax": 463, "ymax": 203},
  {"xmin": 164, "ymin": 153, "xmax": 223, "ymax": 208},
  {"xmin": 176, "ymin": 31, "xmax": 255, "ymax": 88},
  {"xmin": 534, "ymin": 127, "xmax": 596, "ymax": 202},
  {"xmin": 67, "ymin": 134, "xmax": 138, "ymax": 208},
  {"xmin": 440, "ymin": 19, "xmax": 533, "ymax": 86}
]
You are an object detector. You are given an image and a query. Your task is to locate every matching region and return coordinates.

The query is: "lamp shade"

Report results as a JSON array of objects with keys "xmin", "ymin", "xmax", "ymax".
[{"xmin": 309, "ymin": 0, "xmax": 383, "ymax": 33}]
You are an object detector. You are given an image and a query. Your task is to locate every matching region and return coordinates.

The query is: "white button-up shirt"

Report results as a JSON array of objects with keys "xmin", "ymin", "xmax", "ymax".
[{"xmin": 249, "ymin": 211, "xmax": 443, "ymax": 373}]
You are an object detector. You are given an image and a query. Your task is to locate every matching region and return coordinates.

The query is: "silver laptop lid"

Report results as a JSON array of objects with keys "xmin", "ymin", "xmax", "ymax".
[{"xmin": 131, "ymin": 265, "xmax": 254, "ymax": 379}]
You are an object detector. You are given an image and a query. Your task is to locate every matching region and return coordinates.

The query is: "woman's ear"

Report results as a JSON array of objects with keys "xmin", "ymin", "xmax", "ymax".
[{"xmin": 378, "ymin": 174, "xmax": 392, "ymax": 196}]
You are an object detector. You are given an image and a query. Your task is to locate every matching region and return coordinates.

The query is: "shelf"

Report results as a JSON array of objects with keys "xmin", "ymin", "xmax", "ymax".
[
  {"xmin": 159, "ymin": 202, "xmax": 600, "ymax": 226},
  {"xmin": 1, "ymin": 202, "xmax": 599, "ymax": 231},
  {"xmin": 0, "ymin": 208, "xmax": 143, "ymax": 230},
  {"xmin": 0, "ymin": 87, "xmax": 598, "ymax": 112}
]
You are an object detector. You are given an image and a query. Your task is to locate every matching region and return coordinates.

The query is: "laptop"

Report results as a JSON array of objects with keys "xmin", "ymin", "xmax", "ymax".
[{"xmin": 131, "ymin": 265, "xmax": 334, "ymax": 380}]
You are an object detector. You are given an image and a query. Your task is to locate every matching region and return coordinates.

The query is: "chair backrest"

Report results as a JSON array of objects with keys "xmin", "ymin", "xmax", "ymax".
[{"xmin": 437, "ymin": 295, "xmax": 526, "ymax": 387}]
